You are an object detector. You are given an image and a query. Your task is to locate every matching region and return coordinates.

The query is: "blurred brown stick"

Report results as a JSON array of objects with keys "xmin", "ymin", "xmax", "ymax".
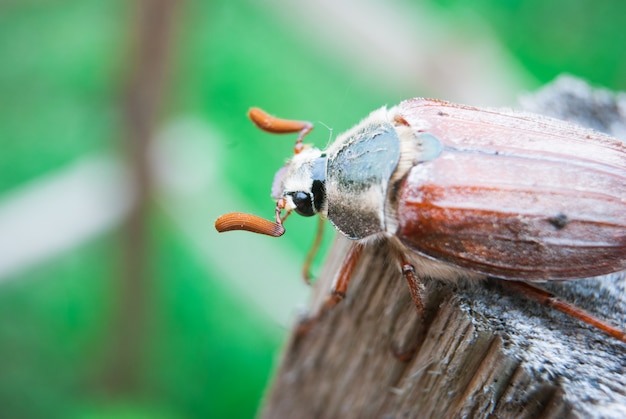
[{"xmin": 104, "ymin": 0, "xmax": 178, "ymax": 394}]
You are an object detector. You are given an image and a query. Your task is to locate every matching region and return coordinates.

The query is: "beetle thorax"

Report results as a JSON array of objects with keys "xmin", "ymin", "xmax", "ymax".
[{"xmin": 324, "ymin": 110, "xmax": 402, "ymax": 240}]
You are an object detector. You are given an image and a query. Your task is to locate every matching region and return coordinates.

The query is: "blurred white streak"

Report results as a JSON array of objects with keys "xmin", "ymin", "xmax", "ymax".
[
  {"xmin": 152, "ymin": 118, "xmax": 308, "ymax": 328},
  {"xmin": 271, "ymin": 0, "xmax": 533, "ymax": 105},
  {"xmin": 0, "ymin": 157, "xmax": 131, "ymax": 280},
  {"xmin": 0, "ymin": 119, "xmax": 307, "ymax": 327}
]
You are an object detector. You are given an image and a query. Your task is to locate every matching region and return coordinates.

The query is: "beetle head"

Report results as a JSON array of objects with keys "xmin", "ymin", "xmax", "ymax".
[
  {"xmin": 272, "ymin": 147, "xmax": 327, "ymax": 218},
  {"xmin": 215, "ymin": 107, "xmax": 324, "ymax": 238}
]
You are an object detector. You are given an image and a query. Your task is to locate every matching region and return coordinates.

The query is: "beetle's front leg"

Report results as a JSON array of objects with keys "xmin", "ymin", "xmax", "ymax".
[{"xmin": 296, "ymin": 244, "xmax": 364, "ymax": 336}]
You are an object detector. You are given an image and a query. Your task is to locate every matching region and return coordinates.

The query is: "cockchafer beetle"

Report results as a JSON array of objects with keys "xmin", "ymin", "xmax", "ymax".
[{"xmin": 215, "ymin": 98, "xmax": 626, "ymax": 343}]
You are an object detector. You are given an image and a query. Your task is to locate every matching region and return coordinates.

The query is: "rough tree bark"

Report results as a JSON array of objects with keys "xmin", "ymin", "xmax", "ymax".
[{"xmin": 261, "ymin": 76, "xmax": 626, "ymax": 419}]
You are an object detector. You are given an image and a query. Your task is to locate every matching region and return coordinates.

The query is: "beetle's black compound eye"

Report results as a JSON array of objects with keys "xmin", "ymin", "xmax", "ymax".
[{"xmin": 290, "ymin": 191, "xmax": 315, "ymax": 217}]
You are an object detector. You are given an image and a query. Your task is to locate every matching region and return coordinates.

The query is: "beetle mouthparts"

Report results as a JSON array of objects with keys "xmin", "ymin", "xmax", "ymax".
[{"xmin": 215, "ymin": 212, "xmax": 285, "ymax": 237}]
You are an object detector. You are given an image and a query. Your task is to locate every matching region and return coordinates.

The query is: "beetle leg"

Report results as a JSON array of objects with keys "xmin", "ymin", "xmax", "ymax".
[
  {"xmin": 501, "ymin": 280, "xmax": 626, "ymax": 343},
  {"xmin": 399, "ymin": 256, "xmax": 425, "ymax": 319},
  {"xmin": 391, "ymin": 255, "xmax": 427, "ymax": 361},
  {"xmin": 296, "ymin": 244, "xmax": 363, "ymax": 336},
  {"xmin": 325, "ymin": 243, "xmax": 364, "ymax": 307},
  {"xmin": 301, "ymin": 217, "xmax": 325, "ymax": 285}
]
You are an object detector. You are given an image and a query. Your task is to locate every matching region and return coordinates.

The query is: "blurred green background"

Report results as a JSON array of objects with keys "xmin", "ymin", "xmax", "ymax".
[{"xmin": 0, "ymin": 0, "xmax": 624, "ymax": 418}]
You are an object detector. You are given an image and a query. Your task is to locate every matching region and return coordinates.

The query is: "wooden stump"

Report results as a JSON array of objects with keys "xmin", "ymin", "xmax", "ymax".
[{"xmin": 261, "ymin": 77, "xmax": 626, "ymax": 419}]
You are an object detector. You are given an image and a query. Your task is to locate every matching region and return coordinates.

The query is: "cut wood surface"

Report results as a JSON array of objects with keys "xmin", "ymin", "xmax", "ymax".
[{"xmin": 261, "ymin": 76, "xmax": 626, "ymax": 419}]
